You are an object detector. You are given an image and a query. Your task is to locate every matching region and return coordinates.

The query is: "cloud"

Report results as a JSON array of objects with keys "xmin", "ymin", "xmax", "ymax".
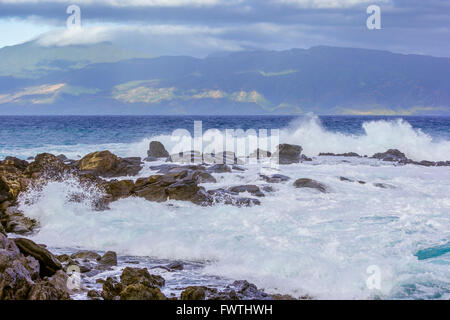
[
  {"xmin": 274, "ymin": 0, "xmax": 390, "ymax": 9},
  {"xmin": 0, "ymin": 0, "xmax": 450, "ymax": 58}
]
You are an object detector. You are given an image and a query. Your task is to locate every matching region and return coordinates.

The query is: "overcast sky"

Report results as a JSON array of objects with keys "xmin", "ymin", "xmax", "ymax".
[{"xmin": 0, "ymin": 0, "xmax": 449, "ymax": 57}]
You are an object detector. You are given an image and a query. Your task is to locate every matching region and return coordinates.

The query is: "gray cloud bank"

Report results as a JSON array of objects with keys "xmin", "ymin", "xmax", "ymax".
[{"xmin": 0, "ymin": 0, "xmax": 449, "ymax": 57}]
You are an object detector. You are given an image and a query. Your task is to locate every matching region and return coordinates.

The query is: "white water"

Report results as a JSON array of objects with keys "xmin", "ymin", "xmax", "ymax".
[
  {"xmin": 18, "ymin": 159, "xmax": 450, "ymax": 300},
  {"xmin": 4, "ymin": 117, "xmax": 450, "ymax": 162}
]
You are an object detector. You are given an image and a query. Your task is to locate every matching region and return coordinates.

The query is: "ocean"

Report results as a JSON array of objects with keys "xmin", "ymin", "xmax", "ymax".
[{"xmin": 1, "ymin": 114, "xmax": 450, "ymax": 300}]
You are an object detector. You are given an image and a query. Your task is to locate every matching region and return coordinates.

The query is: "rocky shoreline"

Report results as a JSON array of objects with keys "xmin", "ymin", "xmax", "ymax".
[{"xmin": 1, "ymin": 141, "xmax": 449, "ymax": 300}]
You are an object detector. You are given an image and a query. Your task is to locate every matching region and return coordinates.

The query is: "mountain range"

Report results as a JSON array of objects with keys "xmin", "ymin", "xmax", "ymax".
[{"xmin": 1, "ymin": 41, "xmax": 449, "ymax": 115}]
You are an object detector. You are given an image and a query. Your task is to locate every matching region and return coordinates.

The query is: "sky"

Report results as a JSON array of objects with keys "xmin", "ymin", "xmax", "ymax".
[{"xmin": 0, "ymin": 0, "xmax": 449, "ymax": 57}]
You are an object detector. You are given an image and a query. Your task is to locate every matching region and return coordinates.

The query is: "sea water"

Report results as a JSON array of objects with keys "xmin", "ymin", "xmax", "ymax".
[{"xmin": 1, "ymin": 115, "xmax": 449, "ymax": 299}]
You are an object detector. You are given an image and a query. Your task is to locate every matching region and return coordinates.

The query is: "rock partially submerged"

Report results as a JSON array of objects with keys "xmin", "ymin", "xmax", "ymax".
[
  {"xmin": 101, "ymin": 267, "xmax": 167, "ymax": 300},
  {"xmin": 293, "ymin": 178, "xmax": 328, "ymax": 193},
  {"xmin": 272, "ymin": 144, "xmax": 312, "ymax": 164},
  {"xmin": 147, "ymin": 141, "xmax": 169, "ymax": 159}
]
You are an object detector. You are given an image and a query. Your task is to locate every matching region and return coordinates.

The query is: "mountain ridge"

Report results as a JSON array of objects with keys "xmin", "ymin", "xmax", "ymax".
[{"xmin": 0, "ymin": 42, "xmax": 449, "ymax": 115}]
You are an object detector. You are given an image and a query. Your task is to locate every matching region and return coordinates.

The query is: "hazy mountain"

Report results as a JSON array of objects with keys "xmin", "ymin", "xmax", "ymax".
[{"xmin": 0, "ymin": 43, "xmax": 449, "ymax": 115}]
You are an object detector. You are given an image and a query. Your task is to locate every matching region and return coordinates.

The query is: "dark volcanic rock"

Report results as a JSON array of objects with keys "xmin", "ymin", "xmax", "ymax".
[
  {"xmin": 260, "ymin": 174, "xmax": 291, "ymax": 183},
  {"xmin": 372, "ymin": 149, "xmax": 408, "ymax": 162},
  {"xmin": 120, "ymin": 267, "xmax": 165, "ymax": 288},
  {"xmin": 319, "ymin": 152, "xmax": 361, "ymax": 157},
  {"xmin": 13, "ymin": 238, "xmax": 63, "ymax": 278},
  {"xmin": 293, "ymin": 178, "xmax": 328, "ymax": 193},
  {"xmin": 4, "ymin": 157, "xmax": 29, "ymax": 171},
  {"xmin": 181, "ymin": 286, "xmax": 208, "ymax": 300},
  {"xmin": 24, "ymin": 153, "xmax": 68, "ymax": 179},
  {"xmin": 147, "ymin": 141, "xmax": 169, "ymax": 158},
  {"xmin": 207, "ymin": 189, "xmax": 261, "ymax": 207},
  {"xmin": 99, "ymin": 251, "xmax": 117, "ymax": 267},
  {"xmin": 272, "ymin": 144, "xmax": 303, "ymax": 165},
  {"xmin": 0, "ymin": 175, "xmax": 12, "ymax": 202},
  {"xmin": 373, "ymin": 183, "xmax": 396, "ymax": 189},
  {"xmin": 120, "ymin": 284, "xmax": 167, "ymax": 300},
  {"xmin": 27, "ymin": 271, "xmax": 71, "ymax": 300},
  {"xmin": 78, "ymin": 151, "xmax": 142, "ymax": 177},
  {"xmin": 1, "ymin": 207, "xmax": 37, "ymax": 235},
  {"xmin": 101, "ymin": 277, "xmax": 123, "ymax": 300},
  {"xmin": 207, "ymin": 164, "xmax": 232, "ymax": 173},
  {"xmin": 70, "ymin": 251, "xmax": 101, "ymax": 261},
  {"xmin": 229, "ymin": 185, "xmax": 265, "ymax": 197}
]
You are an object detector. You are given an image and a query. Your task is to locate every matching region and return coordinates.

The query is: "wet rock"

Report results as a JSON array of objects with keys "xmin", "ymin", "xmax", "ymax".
[
  {"xmin": 231, "ymin": 280, "xmax": 270, "ymax": 300},
  {"xmin": 167, "ymin": 261, "xmax": 184, "ymax": 271},
  {"xmin": 120, "ymin": 267, "xmax": 165, "ymax": 288},
  {"xmin": 28, "ymin": 271, "xmax": 71, "ymax": 300},
  {"xmin": 134, "ymin": 175, "xmax": 170, "ymax": 202},
  {"xmin": 272, "ymin": 144, "xmax": 303, "ymax": 165},
  {"xmin": 191, "ymin": 171, "xmax": 217, "ymax": 183},
  {"xmin": 260, "ymin": 174, "xmax": 290, "ymax": 183},
  {"xmin": 101, "ymin": 277, "xmax": 123, "ymax": 300},
  {"xmin": 166, "ymin": 180, "xmax": 205, "ymax": 203},
  {"xmin": 339, "ymin": 177, "xmax": 354, "ymax": 182},
  {"xmin": 103, "ymin": 179, "xmax": 135, "ymax": 202},
  {"xmin": 229, "ymin": 185, "xmax": 265, "ymax": 197},
  {"xmin": 120, "ymin": 284, "xmax": 167, "ymax": 300},
  {"xmin": 56, "ymin": 154, "xmax": 68, "ymax": 162},
  {"xmin": 0, "ymin": 176, "xmax": 12, "ymax": 203},
  {"xmin": 4, "ymin": 157, "xmax": 29, "ymax": 171},
  {"xmin": 206, "ymin": 164, "xmax": 232, "ymax": 173},
  {"xmin": 24, "ymin": 153, "xmax": 68, "ymax": 179},
  {"xmin": 207, "ymin": 189, "xmax": 261, "ymax": 207},
  {"xmin": 1, "ymin": 207, "xmax": 38, "ymax": 235},
  {"xmin": 13, "ymin": 238, "xmax": 63, "ymax": 278},
  {"xmin": 232, "ymin": 165, "xmax": 245, "ymax": 172},
  {"xmin": 181, "ymin": 286, "xmax": 207, "ymax": 300},
  {"xmin": 70, "ymin": 251, "xmax": 101, "ymax": 261},
  {"xmin": 319, "ymin": 152, "xmax": 361, "ymax": 157},
  {"xmin": 0, "ymin": 233, "xmax": 40, "ymax": 299},
  {"xmin": 99, "ymin": 251, "xmax": 117, "ymax": 267},
  {"xmin": 293, "ymin": 178, "xmax": 328, "ymax": 193},
  {"xmin": 271, "ymin": 294, "xmax": 297, "ymax": 300},
  {"xmin": 372, "ymin": 149, "xmax": 408, "ymax": 162},
  {"xmin": 373, "ymin": 183, "xmax": 396, "ymax": 189},
  {"xmin": 147, "ymin": 141, "xmax": 169, "ymax": 158},
  {"xmin": 78, "ymin": 151, "xmax": 142, "ymax": 177},
  {"xmin": 87, "ymin": 289, "xmax": 102, "ymax": 300}
]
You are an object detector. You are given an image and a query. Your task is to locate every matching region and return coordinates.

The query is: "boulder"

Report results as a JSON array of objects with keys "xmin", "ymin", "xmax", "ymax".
[
  {"xmin": 0, "ymin": 233, "xmax": 40, "ymax": 299},
  {"xmin": 103, "ymin": 180, "xmax": 135, "ymax": 202},
  {"xmin": 207, "ymin": 189, "xmax": 261, "ymax": 207},
  {"xmin": 24, "ymin": 153, "xmax": 67, "ymax": 179},
  {"xmin": 180, "ymin": 286, "xmax": 207, "ymax": 300},
  {"xmin": 70, "ymin": 251, "xmax": 101, "ymax": 261},
  {"xmin": 101, "ymin": 277, "xmax": 123, "ymax": 300},
  {"xmin": 78, "ymin": 151, "xmax": 142, "ymax": 177},
  {"xmin": 27, "ymin": 270, "xmax": 71, "ymax": 300},
  {"xmin": 120, "ymin": 267, "xmax": 165, "ymax": 288},
  {"xmin": 1, "ymin": 207, "xmax": 38, "ymax": 235},
  {"xmin": 4, "ymin": 157, "xmax": 29, "ymax": 171},
  {"xmin": 13, "ymin": 238, "xmax": 63, "ymax": 278},
  {"xmin": 272, "ymin": 144, "xmax": 303, "ymax": 165},
  {"xmin": 319, "ymin": 152, "xmax": 361, "ymax": 157},
  {"xmin": 260, "ymin": 174, "xmax": 291, "ymax": 183},
  {"xmin": 372, "ymin": 149, "xmax": 408, "ymax": 162},
  {"xmin": 120, "ymin": 284, "xmax": 166, "ymax": 300},
  {"xmin": 293, "ymin": 178, "xmax": 328, "ymax": 193},
  {"xmin": 206, "ymin": 164, "xmax": 232, "ymax": 173},
  {"xmin": 147, "ymin": 141, "xmax": 169, "ymax": 158},
  {"xmin": 99, "ymin": 251, "xmax": 117, "ymax": 267},
  {"xmin": 229, "ymin": 185, "xmax": 265, "ymax": 197},
  {"xmin": 0, "ymin": 175, "xmax": 11, "ymax": 203}
]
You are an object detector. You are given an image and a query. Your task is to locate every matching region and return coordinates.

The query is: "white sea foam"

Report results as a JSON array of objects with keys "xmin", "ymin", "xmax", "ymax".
[
  {"xmin": 18, "ymin": 161, "xmax": 450, "ymax": 300},
  {"xmin": 3, "ymin": 116, "xmax": 449, "ymax": 162}
]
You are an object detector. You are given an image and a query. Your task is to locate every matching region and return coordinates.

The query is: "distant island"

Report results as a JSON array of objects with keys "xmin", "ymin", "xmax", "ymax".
[{"xmin": 0, "ymin": 42, "xmax": 449, "ymax": 115}]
